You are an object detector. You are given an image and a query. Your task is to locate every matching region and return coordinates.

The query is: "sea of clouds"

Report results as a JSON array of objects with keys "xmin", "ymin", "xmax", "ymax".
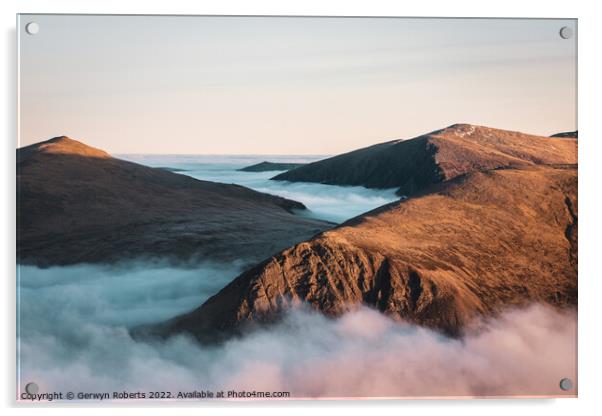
[
  {"xmin": 18, "ymin": 156, "xmax": 575, "ymax": 400},
  {"xmin": 118, "ymin": 154, "xmax": 400, "ymax": 223},
  {"xmin": 18, "ymin": 263, "xmax": 577, "ymax": 399}
]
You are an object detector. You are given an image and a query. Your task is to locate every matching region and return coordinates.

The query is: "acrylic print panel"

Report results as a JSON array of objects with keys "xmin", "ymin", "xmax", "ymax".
[{"xmin": 17, "ymin": 14, "xmax": 577, "ymax": 401}]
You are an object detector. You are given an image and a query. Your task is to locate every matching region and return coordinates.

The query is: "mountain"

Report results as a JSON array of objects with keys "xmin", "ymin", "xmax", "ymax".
[
  {"xmin": 17, "ymin": 136, "xmax": 332, "ymax": 266},
  {"xmin": 551, "ymin": 131, "xmax": 578, "ymax": 139},
  {"xmin": 155, "ymin": 164, "xmax": 577, "ymax": 342},
  {"xmin": 272, "ymin": 124, "xmax": 577, "ymax": 196},
  {"xmin": 238, "ymin": 161, "xmax": 306, "ymax": 172},
  {"xmin": 156, "ymin": 167, "xmax": 189, "ymax": 172}
]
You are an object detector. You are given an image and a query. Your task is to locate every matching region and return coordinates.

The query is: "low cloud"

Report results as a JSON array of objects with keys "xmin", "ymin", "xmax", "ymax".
[
  {"xmin": 253, "ymin": 181, "xmax": 400, "ymax": 223},
  {"xmin": 120, "ymin": 155, "xmax": 401, "ymax": 224},
  {"xmin": 18, "ymin": 264, "xmax": 577, "ymax": 399}
]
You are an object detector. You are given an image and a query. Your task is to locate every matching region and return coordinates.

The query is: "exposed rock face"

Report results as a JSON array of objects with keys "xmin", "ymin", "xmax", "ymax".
[
  {"xmin": 272, "ymin": 124, "xmax": 577, "ymax": 196},
  {"xmin": 161, "ymin": 165, "xmax": 577, "ymax": 341},
  {"xmin": 238, "ymin": 161, "xmax": 306, "ymax": 172},
  {"xmin": 17, "ymin": 136, "xmax": 332, "ymax": 266},
  {"xmin": 551, "ymin": 131, "xmax": 578, "ymax": 139}
]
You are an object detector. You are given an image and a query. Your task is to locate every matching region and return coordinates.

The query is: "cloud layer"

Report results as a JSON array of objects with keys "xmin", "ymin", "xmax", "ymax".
[
  {"xmin": 119, "ymin": 154, "xmax": 401, "ymax": 223},
  {"xmin": 18, "ymin": 264, "xmax": 577, "ymax": 400}
]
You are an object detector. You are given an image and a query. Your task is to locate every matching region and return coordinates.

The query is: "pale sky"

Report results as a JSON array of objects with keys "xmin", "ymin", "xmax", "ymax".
[{"xmin": 18, "ymin": 15, "xmax": 577, "ymax": 155}]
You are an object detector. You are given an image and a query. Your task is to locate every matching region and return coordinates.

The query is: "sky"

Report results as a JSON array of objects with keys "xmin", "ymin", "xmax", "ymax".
[{"xmin": 18, "ymin": 15, "xmax": 577, "ymax": 155}]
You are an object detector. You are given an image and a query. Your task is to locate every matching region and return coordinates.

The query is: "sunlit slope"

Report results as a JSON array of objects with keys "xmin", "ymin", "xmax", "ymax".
[{"xmin": 163, "ymin": 164, "xmax": 577, "ymax": 340}]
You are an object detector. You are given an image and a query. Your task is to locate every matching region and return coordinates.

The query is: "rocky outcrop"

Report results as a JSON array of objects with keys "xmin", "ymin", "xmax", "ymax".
[
  {"xmin": 272, "ymin": 124, "xmax": 577, "ymax": 196},
  {"xmin": 159, "ymin": 164, "xmax": 577, "ymax": 341},
  {"xmin": 17, "ymin": 136, "xmax": 332, "ymax": 266}
]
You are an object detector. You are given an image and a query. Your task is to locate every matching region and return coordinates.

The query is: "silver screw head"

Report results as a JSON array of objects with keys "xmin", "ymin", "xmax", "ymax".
[
  {"xmin": 559, "ymin": 26, "xmax": 573, "ymax": 40},
  {"xmin": 559, "ymin": 378, "xmax": 573, "ymax": 391},
  {"xmin": 25, "ymin": 382, "xmax": 39, "ymax": 395},
  {"xmin": 25, "ymin": 22, "xmax": 39, "ymax": 35}
]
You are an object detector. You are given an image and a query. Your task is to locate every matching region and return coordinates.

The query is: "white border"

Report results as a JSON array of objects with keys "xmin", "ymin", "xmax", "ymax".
[{"xmin": 2, "ymin": 1, "xmax": 601, "ymax": 414}]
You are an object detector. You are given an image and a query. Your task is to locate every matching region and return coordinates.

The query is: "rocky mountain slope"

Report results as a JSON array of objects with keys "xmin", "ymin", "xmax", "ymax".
[
  {"xmin": 272, "ymin": 124, "xmax": 577, "ymax": 196},
  {"xmin": 17, "ymin": 136, "xmax": 332, "ymax": 266},
  {"xmin": 158, "ymin": 164, "xmax": 577, "ymax": 341}
]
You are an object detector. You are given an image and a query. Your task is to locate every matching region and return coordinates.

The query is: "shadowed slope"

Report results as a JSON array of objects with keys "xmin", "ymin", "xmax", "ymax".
[{"xmin": 17, "ymin": 137, "xmax": 332, "ymax": 266}]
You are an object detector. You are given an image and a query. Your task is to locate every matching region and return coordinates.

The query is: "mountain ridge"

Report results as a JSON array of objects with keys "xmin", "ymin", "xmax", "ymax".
[
  {"xmin": 238, "ymin": 161, "xmax": 306, "ymax": 172},
  {"xmin": 272, "ymin": 124, "xmax": 577, "ymax": 195}
]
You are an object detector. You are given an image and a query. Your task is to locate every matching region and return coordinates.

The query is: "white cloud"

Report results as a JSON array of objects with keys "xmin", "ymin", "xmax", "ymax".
[{"xmin": 17, "ymin": 264, "xmax": 577, "ymax": 399}]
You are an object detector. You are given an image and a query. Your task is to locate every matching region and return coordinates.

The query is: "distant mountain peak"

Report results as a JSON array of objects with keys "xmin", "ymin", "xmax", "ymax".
[
  {"xmin": 550, "ymin": 130, "xmax": 578, "ymax": 139},
  {"xmin": 238, "ymin": 161, "xmax": 307, "ymax": 172},
  {"xmin": 18, "ymin": 136, "xmax": 111, "ymax": 160}
]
